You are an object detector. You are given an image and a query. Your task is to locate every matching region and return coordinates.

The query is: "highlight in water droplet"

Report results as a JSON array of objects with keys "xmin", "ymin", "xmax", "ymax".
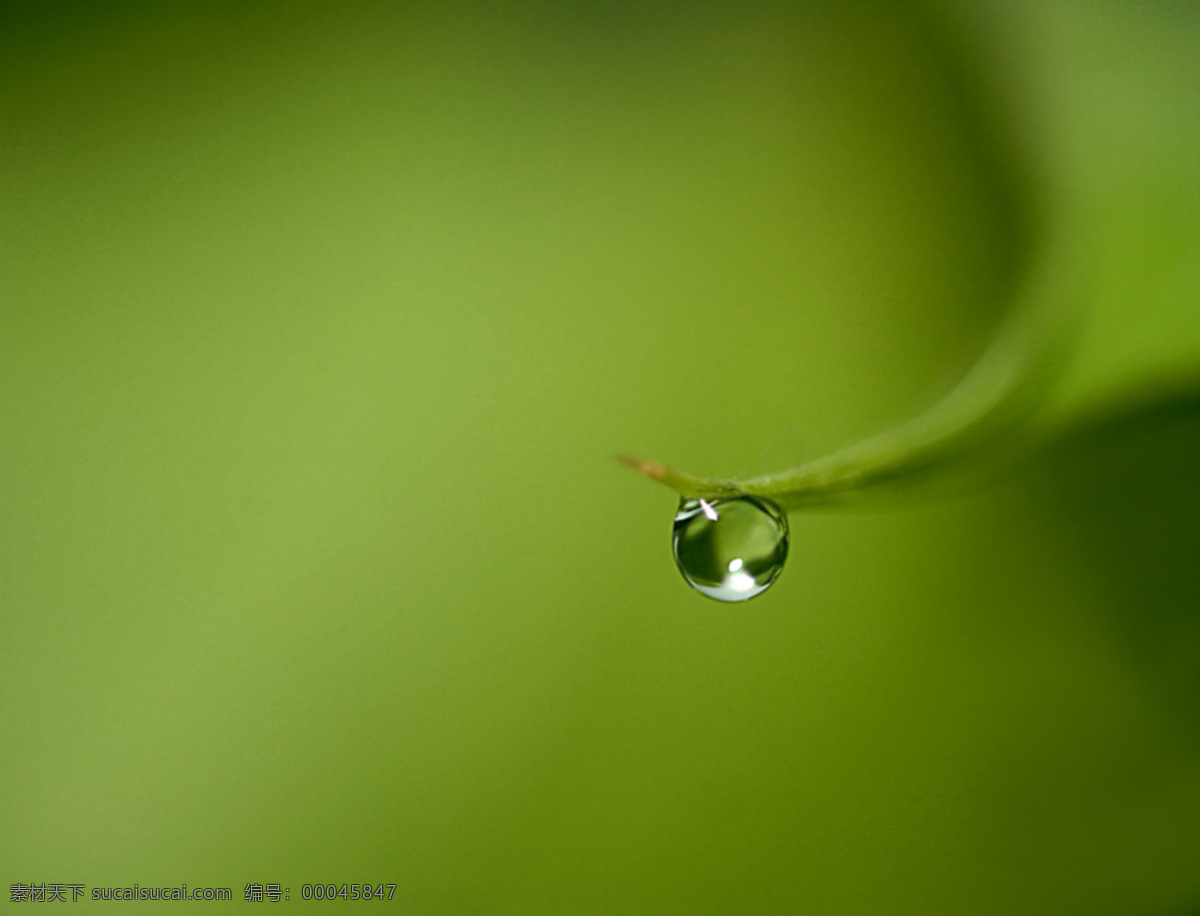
[{"xmin": 672, "ymin": 494, "xmax": 789, "ymax": 602}]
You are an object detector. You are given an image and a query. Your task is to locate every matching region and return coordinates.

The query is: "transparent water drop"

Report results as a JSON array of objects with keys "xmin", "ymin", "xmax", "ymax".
[{"xmin": 672, "ymin": 495, "xmax": 789, "ymax": 602}]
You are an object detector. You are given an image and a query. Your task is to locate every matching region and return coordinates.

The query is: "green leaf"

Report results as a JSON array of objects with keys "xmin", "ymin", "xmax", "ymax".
[{"xmin": 625, "ymin": 1, "xmax": 1200, "ymax": 513}]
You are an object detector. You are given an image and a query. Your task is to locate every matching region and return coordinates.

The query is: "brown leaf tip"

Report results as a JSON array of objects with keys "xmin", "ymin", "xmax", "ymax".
[{"xmin": 617, "ymin": 454, "xmax": 666, "ymax": 480}]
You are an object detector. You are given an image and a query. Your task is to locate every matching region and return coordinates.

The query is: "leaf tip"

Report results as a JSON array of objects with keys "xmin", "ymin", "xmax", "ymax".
[{"xmin": 617, "ymin": 453, "xmax": 667, "ymax": 481}]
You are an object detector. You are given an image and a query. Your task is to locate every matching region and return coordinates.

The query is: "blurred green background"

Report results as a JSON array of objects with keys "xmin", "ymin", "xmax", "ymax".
[{"xmin": 3, "ymin": 1, "xmax": 1200, "ymax": 912}]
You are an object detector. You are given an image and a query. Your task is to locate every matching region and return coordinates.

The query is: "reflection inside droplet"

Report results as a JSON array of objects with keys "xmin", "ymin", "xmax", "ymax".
[{"xmin": 672, "ymin": 494, "xmax": 789, "ymax": 602}]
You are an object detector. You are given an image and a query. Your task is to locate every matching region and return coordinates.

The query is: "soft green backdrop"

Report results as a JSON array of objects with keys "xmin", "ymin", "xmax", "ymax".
[{"xmin": 3, "ymin": 1, "xmax": 1199, "ymax": 913}]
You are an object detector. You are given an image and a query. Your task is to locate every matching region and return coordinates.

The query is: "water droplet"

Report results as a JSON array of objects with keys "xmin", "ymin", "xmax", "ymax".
[{"xmin": 672, "ymin": 494, "xmax": 789, "ymax": 602}]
